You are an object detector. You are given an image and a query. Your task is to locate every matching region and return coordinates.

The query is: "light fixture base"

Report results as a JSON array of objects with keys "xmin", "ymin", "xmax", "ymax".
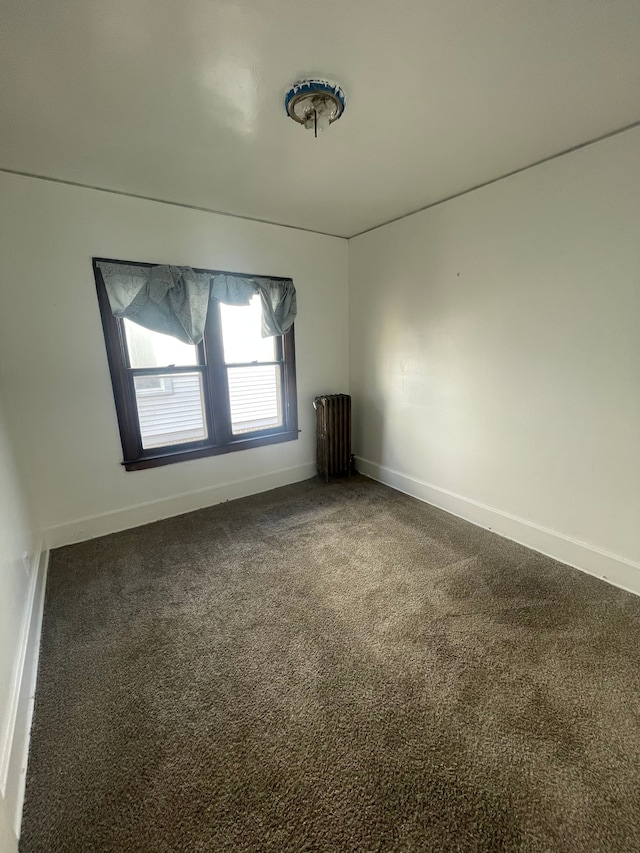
[{"xmin": 285, "ymin": 79, "xmax": 346, "ymax": 135}]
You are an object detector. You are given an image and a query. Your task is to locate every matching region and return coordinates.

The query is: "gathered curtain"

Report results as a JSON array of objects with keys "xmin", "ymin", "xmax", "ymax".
[
  {"xmin": 96, "ymin": 261, "xmax": 297, "ymax": 345},
  {"xmin": 211, "ymin": 274, "xmax": 297, "ymax": 337}
]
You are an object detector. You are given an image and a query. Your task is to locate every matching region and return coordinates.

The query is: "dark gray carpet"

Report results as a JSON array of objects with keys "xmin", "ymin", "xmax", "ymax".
[{"xmin": 20, "ymin": 476, "xmax": 640, "ymax": 852}]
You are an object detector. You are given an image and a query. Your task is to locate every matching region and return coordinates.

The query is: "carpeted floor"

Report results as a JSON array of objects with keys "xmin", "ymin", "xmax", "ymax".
[{"xmin": 20, "ymin": 475, "xmax": 640, "ymax": 852}]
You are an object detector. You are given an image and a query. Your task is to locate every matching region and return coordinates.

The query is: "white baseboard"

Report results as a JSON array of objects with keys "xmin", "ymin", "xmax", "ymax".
[
  {"xmin": 0, "ymin": 538, "xmax": 43, "ymax": 798},
  {"xmin": 0, "ymin": 794, "xmax": 18, "ymax": 853},
  {"xmin": 45, "ymin": 462, "xmax": 318, "ymax": 549},
  {"xmin": 2, "ymin": 545, "xmax": 49, "ymax": 839},
  {"xmin": 356, "ymin": 456, "xmax": 640, "ymax": 598}
]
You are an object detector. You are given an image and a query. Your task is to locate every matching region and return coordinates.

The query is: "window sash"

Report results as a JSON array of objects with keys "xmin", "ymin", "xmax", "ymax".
[
  {"xmin": 226, "ymin": 363, "xmax": 284, "ymax": 435},
  {"xmin": 130, "ymin": 365, "xmax": 213, "ymax": 452},
  {"xmin": 94, "ymin": 261, "xmax": 298, "ymax": 470}
]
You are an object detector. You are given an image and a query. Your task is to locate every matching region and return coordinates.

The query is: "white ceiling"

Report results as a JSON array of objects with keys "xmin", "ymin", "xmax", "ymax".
[{"xmin": 1, "ymin": 0, "xmax": 640, "ymax": 238}]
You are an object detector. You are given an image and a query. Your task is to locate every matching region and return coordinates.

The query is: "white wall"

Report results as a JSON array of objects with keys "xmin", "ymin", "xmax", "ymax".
[
  {"xmin": 349, "ymin": 127, "xmax": 640, "ymax": 585},
  {"xmin": 0, "ymin": 387, "xmax": 40, "ymax": 853},
  {"xmin": 0, "ymin": 173, "xmax": 349, "ymax": 546}
]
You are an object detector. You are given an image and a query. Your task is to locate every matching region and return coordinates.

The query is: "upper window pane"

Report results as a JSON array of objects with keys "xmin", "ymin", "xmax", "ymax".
[
  {"xmin": 123, "ymin": 319, "xmax": 198, "ymax": 368},
  {"xmin": 220, "ymin": 295, "xmax": 276, "ymax": 364}
]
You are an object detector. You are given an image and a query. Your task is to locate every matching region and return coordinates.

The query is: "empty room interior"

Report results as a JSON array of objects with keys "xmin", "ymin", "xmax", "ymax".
[{"xmin": 1, "ymin": 1, "xmax": 640, "ymax": 851}]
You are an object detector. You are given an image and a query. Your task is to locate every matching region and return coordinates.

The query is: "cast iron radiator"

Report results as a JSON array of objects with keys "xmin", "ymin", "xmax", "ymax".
[{"xmin": 313, "ymin": 394, "xmax": 353, "ymax": 482}]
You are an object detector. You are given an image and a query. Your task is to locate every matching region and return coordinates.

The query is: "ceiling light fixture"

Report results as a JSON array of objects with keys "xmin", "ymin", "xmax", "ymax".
[{"xmin": 285, "ymin": 79, "xmax": 346, "ymax": 138}]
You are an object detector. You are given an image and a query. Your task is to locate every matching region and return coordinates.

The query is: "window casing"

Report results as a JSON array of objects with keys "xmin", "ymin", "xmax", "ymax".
[{"xmin": 94, "ymin": 259, "xmax": 298, "ymax": 471}]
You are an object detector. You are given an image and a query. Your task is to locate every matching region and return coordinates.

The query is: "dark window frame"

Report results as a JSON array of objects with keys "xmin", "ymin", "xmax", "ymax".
[{"xmin": 93, "ymin": 257, "xmax": 298, "ymax": 471}]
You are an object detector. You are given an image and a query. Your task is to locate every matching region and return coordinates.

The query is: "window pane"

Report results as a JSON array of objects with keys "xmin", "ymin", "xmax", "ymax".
[
  {"xmin": 227, "ymin": 365, "xmax": 282, "ymax": 434},
  {"xmin": 124, "ymin": 319, "xmax": 198, "ymax": 368},
  {"xmin": 134, "ymin": 372, "xmax": 207, "ymax": 449},
  {"xmin": 220, "ymin": 295, "xmax": 276, "ymax": 364}
]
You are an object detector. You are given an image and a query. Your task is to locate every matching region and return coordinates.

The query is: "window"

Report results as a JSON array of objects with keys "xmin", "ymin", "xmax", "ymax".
[{"xmin": 94, "ymin": 260, "xmax": 298, "ymax": 471}]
